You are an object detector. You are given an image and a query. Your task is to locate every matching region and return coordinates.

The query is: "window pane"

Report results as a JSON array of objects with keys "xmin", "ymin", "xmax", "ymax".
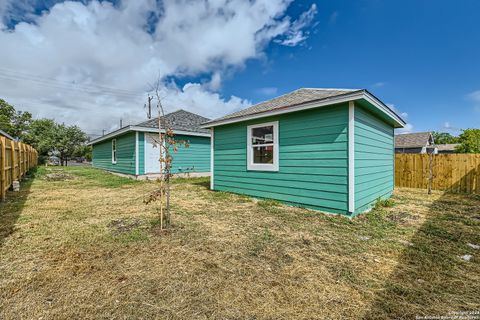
[
  {"xmin": 253, "ymin": 146, "xmax": 274, "ymax": 164},
  {"xmin": 252, "ymin": 126, "xmax": 274, "ymax": 145}
]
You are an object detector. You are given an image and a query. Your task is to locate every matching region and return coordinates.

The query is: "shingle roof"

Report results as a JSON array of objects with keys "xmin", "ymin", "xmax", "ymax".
[
  {"xmin": 435, "ymin": 143, "xmax": 460, "ymax": 151},
  {"xmin": 136, "ymin": 109, "xmax": 210, "ymax": 134},
  {"xmin": 204, "ymin": 88, "xmax": 360, "ymax": 125},
  {"xmin": 395, "ymin": 132, "xmax": 433, "ymax": 148},
  {"xmin": 0, "ymin": 129, "xmax": 15, "ymax": 140}
]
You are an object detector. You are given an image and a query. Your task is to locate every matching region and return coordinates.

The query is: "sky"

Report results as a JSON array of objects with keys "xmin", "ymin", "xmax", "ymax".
[{"xmin": 0, "ymin": 0, "xmax": 479, "ymax": 138}]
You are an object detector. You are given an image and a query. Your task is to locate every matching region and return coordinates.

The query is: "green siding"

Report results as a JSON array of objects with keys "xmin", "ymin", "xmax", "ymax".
[
  {"xmin": 354, "ymin": 106, "xmax": 394, "ymax": 214},
  {"xmin": 138, "ymin": 132, "xmax": 145, "ymax": 175},
  {"xmin": 92, "ymin": 132, "xmax": 136, "ymax": 175},
  {"xmin": 213, "ymin": 103, "xmax": 349, "ymax": 214},
  {"xmin": 170, "ymin": 134, "xmax": 210, "ymax": 174}
]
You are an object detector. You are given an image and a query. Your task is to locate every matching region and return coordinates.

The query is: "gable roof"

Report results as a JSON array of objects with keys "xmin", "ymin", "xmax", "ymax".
[
  {"xmin": 202, "ymin": 88, "xmax": 406, "ymax": 128},
  {"xmin": 136, "ymin": 109, "xmax": 210, "ymax": 134},
  {"xmin": 395, "ymin": 132, "xmax": 434, "ymax": 148},
  {"xmin": 88, "ymin": 109, "xmax": 210, "ymax": 145}
]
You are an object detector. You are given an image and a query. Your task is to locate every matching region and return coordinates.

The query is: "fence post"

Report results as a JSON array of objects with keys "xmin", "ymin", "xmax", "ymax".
[
  {"xmin": 427, "ymin": 153, "xmax": 433, "ymax": 195},
  {"xmin": 0, "ymin": 137, "xmax": 5, "ymax": 201},
  {"xmin": 10, "ymin": 140, "xmax": 16, "ymax": 183}
]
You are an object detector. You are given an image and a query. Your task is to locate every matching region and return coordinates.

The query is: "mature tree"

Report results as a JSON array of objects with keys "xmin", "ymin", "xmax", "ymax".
[
  {"xmin": 0, "ymin": 99, "xmax": 32, "ymax": 139},
  {"xmin": 73, "ymin": 144, "xmax": 92, "ymax": 162},
  {"xmin": 432, "ymin": 131, "xmax": 459, "ymax": 144},
  {"xmin": 455, "ymin": 129, "xmax": 480, "ymax": 153},
  {"xmin": 22, "ymin": 119, "xmax": 59, "ymax": 163},
  {"xmin": 55, "ymin": 124, "xmax": 88, "ymax": 166},
  {"xmin": 23, "ymin": 119, "xmax": 88, "ymax": 165}
]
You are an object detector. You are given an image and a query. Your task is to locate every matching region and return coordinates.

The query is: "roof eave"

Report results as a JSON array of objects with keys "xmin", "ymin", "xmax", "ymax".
[
  {"xmin": 201, "ymin": 90, "xmax": 406, "ymax": 129},
  {"xmin": 87, "ymin": 126, "xmax": 210, "ymax": 145}
]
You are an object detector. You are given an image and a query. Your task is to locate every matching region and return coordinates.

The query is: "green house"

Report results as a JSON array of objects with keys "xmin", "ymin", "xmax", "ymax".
[
  {"xmin": 202, "ymin": 88, "xmax": 406, "ymax": 217},
  {"xmin": 88, "ymin": 110, "xmax": 211, "ymax": 177}
]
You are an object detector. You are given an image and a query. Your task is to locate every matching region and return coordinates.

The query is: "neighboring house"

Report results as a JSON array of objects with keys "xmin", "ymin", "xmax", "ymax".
[
  {"xmin": 435, "ymin": 143, "xmax": 460, "ymax": 154},
  {"xmin": 0, "ymin": 129, "xmax": 15, "ymax": 141},
  {"xmin": 202, "ymin": 88, "xmax": 406, "ymax": 217},
  {"xmin": 395, "ymin": 132, "xmax": 436, "ymax": 154},
  {"xmin": 88, "ymin": 110, "xmax": 211, "ymax": 177}
]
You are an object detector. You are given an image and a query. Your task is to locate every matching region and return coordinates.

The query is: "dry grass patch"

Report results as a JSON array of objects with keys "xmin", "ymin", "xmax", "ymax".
[{"xmin": 1, "ymin": 167, "xmax": 479, "ymax": 319}]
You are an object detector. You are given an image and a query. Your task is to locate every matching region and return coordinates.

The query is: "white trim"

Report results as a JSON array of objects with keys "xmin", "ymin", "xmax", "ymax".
[
  {"xmin": 210, "ymin": 128, "xmax": 214, "ymax": 190},
  {"xmin": 246, "ymin": 121, "xmax": 279, "ymax": 172},
  {"xmin": 130, "ymin": 126, "xmax": 211, "ymax": 137},
  {"xmin": 144, "ymin": 132, "xmax": 147, "ymax": 174},
  {"xmin": 87, "ymin": 126, "xmax": 210, "ymax": 145},
  {"xmin": 201, "ymin": 91, "xmax": 405, "ymax": 129},
  {"xmin": 112, "ymin": 139, "xmax": 117, "ymax": 164},
  {"xmin": 348, "ymin": 101, "xmax": 355, "ymax": 213},
  {"xmin": 135, "ymin": 132, "xmax": 139, "ymax": 175}
]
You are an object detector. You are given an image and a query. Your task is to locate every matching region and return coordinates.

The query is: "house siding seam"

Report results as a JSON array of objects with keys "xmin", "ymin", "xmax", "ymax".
[
  {"xmin": 92, "ymin": 132, "xmax": 136, "ymax": 175},
  {"xmin": 354, "ymin": 106, "xmax": 394, "ymax": 214},
  {"xmin": 170, "ymin": 134, "xmax": 210, "ymax": 174},
  {"xmin": 213, "ymin": 103, "xmax": 350, "ymax": 214}
]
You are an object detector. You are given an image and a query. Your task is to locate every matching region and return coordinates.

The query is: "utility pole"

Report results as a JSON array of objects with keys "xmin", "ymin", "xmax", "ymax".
[{"xmin": 146, "ymin": 95, "xmax": 153, "ymax": 119}]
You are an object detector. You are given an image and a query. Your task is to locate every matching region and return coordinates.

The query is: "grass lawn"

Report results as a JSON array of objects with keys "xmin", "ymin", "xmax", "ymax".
[{"xmin": 1, "ymin": 167, "xmax": 479, "ymax": 319}]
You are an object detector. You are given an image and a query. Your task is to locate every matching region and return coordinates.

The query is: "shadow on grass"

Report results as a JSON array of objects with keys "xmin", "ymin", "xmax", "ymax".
[
  {"xmin": 0, "ymin": 168, "xmax": 37, "ymax": 248},
  {"xmin": 186, "ymin": 177, "xmax": 210, "ymax": 190},
  {"xmin": 364, "ymin": 191, "xmax": 480, "ymax": 319}
]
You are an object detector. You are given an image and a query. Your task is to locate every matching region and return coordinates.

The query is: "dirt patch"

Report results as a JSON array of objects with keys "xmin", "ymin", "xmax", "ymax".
[
  {"xmin": 43, "ymin": 170, "xmax": 75, "ymax": 181},
  {"xmin": 386, "ymin": 211, "xmax": 418, "ymax": 224},
  {"xmin": 108, "ymin": 218, "xmax": 146, "ymax": 234}
]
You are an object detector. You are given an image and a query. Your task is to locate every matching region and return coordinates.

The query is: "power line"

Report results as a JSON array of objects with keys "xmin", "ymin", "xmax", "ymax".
[
  {"xmin": 0, "ymin": 68, "xmax": 148, "ymax": 99},
  {"xmin": 0, "ymin": 66, "xmax": 144, "ymax": 95}
]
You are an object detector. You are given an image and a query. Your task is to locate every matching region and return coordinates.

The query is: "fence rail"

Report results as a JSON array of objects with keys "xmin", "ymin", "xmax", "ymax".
[
  {"xmin": 0, "ymin": 136, "xmax": 38, "ymax": 201},
  {"xmin": 395, "ymin": 154, "xmax": 480, "ymax": 194}
]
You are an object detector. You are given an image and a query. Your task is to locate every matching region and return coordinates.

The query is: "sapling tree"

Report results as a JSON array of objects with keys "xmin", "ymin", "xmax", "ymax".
[{"xmin": 144, "ymin": 84, "xmax": 189, "ymax": 230}]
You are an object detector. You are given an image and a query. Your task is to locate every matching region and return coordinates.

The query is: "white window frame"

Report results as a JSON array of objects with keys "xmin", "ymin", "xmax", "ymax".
[
  {"xmin": 112, "ymin": 139, "xmax": 117, "ymax": 164},
  {"xmin": 247, "ymin": 121, "xmax": 279, "ymax": 172}
]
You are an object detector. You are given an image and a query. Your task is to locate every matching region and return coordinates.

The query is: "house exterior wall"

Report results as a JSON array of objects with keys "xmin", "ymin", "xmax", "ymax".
[
  {"xmin": 92, "ymin": 132, "xmax": 136, "ymax": 175},
  {"xmin": 138, "ymin": 132, "xmax": 145, "ymax": 175},
  {"xmin": 354, "ymin": 106, "xmax": 394, "ymax": 214},
  {"xmin": 92, "ymin": 131, "xmax": 210, "ymax": 176},
  {"xmin": 213, "ymin": 103, "xmax": 349, "ymax": 214},
  {"xmin": 170, "ymin": 134, "xmax": 210, "ymax": 174}
]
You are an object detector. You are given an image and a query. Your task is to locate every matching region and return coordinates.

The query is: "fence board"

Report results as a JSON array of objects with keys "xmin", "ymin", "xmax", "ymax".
[
  {"xmin": 0, "ymin": 136, "xmax": 38, "ymax": 201},
  {"xmin": 395, "ymin": 154, "xmax": 480, "ymax": 194}
]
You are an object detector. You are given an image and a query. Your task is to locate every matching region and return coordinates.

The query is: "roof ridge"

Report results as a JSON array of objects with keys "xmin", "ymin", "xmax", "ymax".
[
  {"xmin": 299, "ymin": 87, "xmax": 361, "ymax": 91},
  {"xmin": 397, "ymin": 131, "xmax": 432, "ymax": 135}
]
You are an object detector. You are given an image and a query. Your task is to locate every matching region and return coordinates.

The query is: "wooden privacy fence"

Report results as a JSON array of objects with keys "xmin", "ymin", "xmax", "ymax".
[
  {"xmin": 395, "ymin": 154, "xmax": 480, "ymax": 194},
  {"xmin": 0, "ymin": 136, "xmax": 38, "ymax": 201}
]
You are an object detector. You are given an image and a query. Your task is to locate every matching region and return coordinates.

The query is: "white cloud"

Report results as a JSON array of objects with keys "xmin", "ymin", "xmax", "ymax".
[
  {"xmin": 467, "ymin": 90, "xmax": 480, "ymax": 102},
  {"xmin": 388, "ymin": 103, "xmax": 412, "ymax": 134},
  {"xmin": 275, "ymin": 3, "xmax": 317, "ymax": 46},
  {"xmin": 0, "ymin": 0, "xmax": 317, "ymax": 134},
  {"xmin": 396, "ymin": 123, "xmax": 414, "ymax": 134},
  {"xmin": 467, "ymin": 90, "xmax": 480, "ymax": 113},
  {"xmin": 372, "ymin": 82, "xmax": 385, "ymax": 88},
  {"xmin": 387, "ymin": 103, "xmax": 408, "ymax": 119},
  {"xmin": 256, "ymin": 87, "xmax": 278, "ymax": 96}
]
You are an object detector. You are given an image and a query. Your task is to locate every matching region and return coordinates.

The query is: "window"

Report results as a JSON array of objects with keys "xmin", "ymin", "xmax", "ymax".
[
  {"xmin": 112, "ymin": 139, "xmax": 117, "ymax": 164},
  {"xmin": 247, "ymin": 121, "xmax": 279, "ymax": 171}
]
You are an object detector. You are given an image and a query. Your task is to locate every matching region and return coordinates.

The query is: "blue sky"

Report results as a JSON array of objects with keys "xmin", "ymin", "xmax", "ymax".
[
  {"xmin": 218, "ymin": 0, "xmax": 480, "ymax": 134},
  {"xmin": 0, "ymin": 0, "xmax": 479, "ymax": 134}
]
